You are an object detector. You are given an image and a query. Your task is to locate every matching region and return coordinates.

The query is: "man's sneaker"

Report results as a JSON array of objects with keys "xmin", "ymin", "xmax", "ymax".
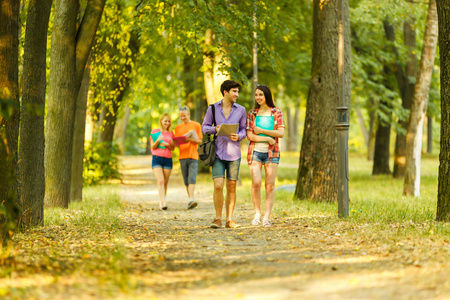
[
  {"xmin": 225, "ymin": 220, "xmax": 241, "ymax": 228},
  {"xmin": 210, "ymin": 218, "xmax": 222, "ymax": 228},
  {"xmin": 187, "ymin": 200, "xmax": 197, "ymax": 209}
]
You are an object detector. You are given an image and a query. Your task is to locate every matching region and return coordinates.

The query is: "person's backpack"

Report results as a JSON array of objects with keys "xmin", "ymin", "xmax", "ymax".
[{"xmin": 198, "ymin": 105, "xmax": 217, "ymax": 167}]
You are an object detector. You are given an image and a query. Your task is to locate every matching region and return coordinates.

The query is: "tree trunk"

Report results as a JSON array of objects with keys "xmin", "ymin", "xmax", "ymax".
[
  {"xmin": 356, "ymin": 107, "xmax": 369, "ymax": 147},
  {"xmin": 372, "ymin": 114, "xmax": 392, "ymax": 175},
  {"xmin": 71, "ymin": 57, "xmax": 91, "ymax": 202},
  {"xmin": 436, "ymin": 0, "xmax": 450, "ymax": 221},
  {"xmin": 203, "ymin": 29, "xmax": 215, "ymax": 105},
  {"xmin": 372, "ymin": 65, "xmax": 396, "ymax": 175},
  {"xmin": 427, "ymin": 115, "xmax": 433, "ymax": 153},
  {"xmin": 404, "ymin": 0, "xmax": 438, "ymax": 197},
  {"xmin": 18, "ymin": 0, "xmax": 52, "ymax": 227},
  {"xmin": 85, "ymin": 96, "xmax": 96, "ymax": 143},
  {"xmin": 97, "ymin": 27, "xmax": 139, "ymax": 148},
  {"xmin": 45, "ymin": 0, "xmax": 105, "ymax": 208},
  {"xmin": 0, "ymin": 0, "xmax": 20, "ymax": 245},
  {"xmin": 213, "ymin": 50, "xmax": 230, "ymax": 102},
  {"xmin": 45, "ymin": 0, "xmax": 78, "ymax": 208},
  {"xmin": 0, "ymin": 0, "xmax": 20, "ymax": 199},
  {"xmin": 383, "ymin": 20, "xmax": 418, "ymax": 178},
  {"xmin": 367, "ymin": 103, "xmax": 377, "ymax": 161},
  {"xmin": 286, "ymin": 105, "xmax": 299, "ymax": 152},
  {"xmin": 97, "ymin": 100, "xmax": 120, "ymax": 146},
  {"xmin": 294, "ymin": 0, "xmax": 351, "ymax": 202}
]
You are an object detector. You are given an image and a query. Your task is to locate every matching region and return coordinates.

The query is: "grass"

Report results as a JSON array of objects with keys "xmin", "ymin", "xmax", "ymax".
[
  {"xmin": 236, "ymin": 151, "xmax": 449, "ymax": 239},
  {"xmin": 45, "ymin": 185, "xmax": 122, "ymax": 231}
]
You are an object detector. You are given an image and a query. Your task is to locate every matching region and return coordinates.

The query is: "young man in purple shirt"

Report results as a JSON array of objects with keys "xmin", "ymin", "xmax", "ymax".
[{"xmin": 202, "ymin": 80, "xmax": 247, "ymax": 228}]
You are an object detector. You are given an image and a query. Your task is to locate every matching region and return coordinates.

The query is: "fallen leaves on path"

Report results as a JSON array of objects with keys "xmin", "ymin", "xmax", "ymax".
[{"xmin": 1, "ymin": 155, "xmax": 449, "ymax": 299}]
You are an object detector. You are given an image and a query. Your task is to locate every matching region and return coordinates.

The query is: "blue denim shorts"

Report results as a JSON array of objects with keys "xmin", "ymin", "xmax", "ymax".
[
  {"xmin": 152, "ymin": 155, "xmax": 173, "ymax": 170},
  {"xmin": 180, "ymin": 159, "xmax": 198, "ymax": 186},
  {"xmin": 212, "ymin": 158, "xmax": 241, "ymax": 181},
  {"xmin": 252, "ymin": 151, "xmax": 279, "ymax": 165}
]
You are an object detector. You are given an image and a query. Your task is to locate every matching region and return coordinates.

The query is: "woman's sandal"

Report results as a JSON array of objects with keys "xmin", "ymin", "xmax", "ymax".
[
  {"xmin": 263, "ymin": 219, "xmax": 272, "ymax": 227},
  {"xmin": 251, "ymin": 216, "xmax": 261, "ymax": 226},
  {"xmin": 159, "ymin": 205, "xmax": 168, "ymax": 211}
]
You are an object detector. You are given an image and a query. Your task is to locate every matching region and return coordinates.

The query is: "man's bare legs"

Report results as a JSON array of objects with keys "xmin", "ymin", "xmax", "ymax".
[
  {"xmin": 225, "ymin": 179, "xmax": 237, "ymax": 222},
  {"xmin": 185, "ymin": 184, "xmax": 195, "ymax": 199},
  {"xmin": 213, "ymin": 178, "xmax": 225, "ymax": 220}
]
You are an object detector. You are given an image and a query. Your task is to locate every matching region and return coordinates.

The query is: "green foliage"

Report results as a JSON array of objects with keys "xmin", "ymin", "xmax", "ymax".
[
  {"xmin": 350, "ymin": 0, "xmax": 440, "ymax": 140},
  {"xmin": 83, "ymin": 142, "xmax": 121, "ymax": 186}
]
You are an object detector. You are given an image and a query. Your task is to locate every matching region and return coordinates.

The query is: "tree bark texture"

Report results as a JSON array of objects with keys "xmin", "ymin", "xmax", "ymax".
[
  {"xmin": 404, "ymin": 0, "xmax": 438, "ymax": 197},
  {"xmin": 286, "ymin": 105, "xmax": 299, "ymax": 152},
  {"xmin": 372, "ymin": 66, "xmax": 395, "ymax": 175},
  {"xmin": 18, "ymin": 0, "xmax": 52, "ymax": 227},
  {"xmin": 45, "ymin": 0, "xmax": 106, "ymax": 208},
  {"xmin": 356, "ymin": 107, "xmax": 369, "ymax": 147},
  {"xmin": 372, "ymin": 113, "xmax": 392, "ymax": 175},
  {"xmin": 427, "ymin": 115, "xmax": 433, "ymax": 153},
  {"xmin": 71, "ymin": 57, "xmax": 91, "ymax": 202},
  {"xmin": 383, "ymin": 20, "xmax": 417, "ymax": 178},
  {"xmin": 0, "ymin": 0, "xmax": 20, "ymax": 196},
  {"xmin": 436, "ymin": 0, "xmax": 450, "ymax": 221},
  {"xmin": 0, "ymin": 0, "xmax": 20, "ymax": 245},
  {"xmin": 203, "ymin": 29, "xmax": 215, "ymax": 105},
  {"xmin": 367, "ymin": 104, "xmax": 376, "ymax": 161},
  {"xmin": 294, "ymin": 0, "xmax": 351, "ymax": 202},
  {"xmin": 45, "ymin": 0, "xmax": 78, "ymax": 208}
]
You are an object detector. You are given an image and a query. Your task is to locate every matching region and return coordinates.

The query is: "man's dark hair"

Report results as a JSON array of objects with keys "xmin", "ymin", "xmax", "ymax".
[
  {"xmin": 254, "ymin": 84, "xmax": 275, "ymax": 108},
  {"xmin": 220, "ymin": 80, "xmax": 241, "ymax": 96}
]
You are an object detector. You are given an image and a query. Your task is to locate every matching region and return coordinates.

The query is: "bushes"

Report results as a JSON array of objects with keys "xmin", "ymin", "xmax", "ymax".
[{"xmin": 83, "ymin": 142, "xmax": 120, "ymax": 186}]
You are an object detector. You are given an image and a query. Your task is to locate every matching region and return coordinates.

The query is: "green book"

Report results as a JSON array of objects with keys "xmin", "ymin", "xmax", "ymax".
[
  {"xmin": 255, "ymin": 116, "xmax": 275, "ymax": 139},
  {"xmin": 150, "ymin": 131, "xmax": 165, "ymax": 149}
]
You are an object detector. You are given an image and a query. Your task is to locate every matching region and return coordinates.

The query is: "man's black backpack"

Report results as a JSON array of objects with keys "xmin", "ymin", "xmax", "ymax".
[{"xmin": 198, "ymin": 105, "xmax": 217, "ymax": 167}]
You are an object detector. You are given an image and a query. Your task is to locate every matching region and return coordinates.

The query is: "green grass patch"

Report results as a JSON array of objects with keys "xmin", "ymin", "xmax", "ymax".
[
  {"xmin": 45, "ymin": 184, "xmax": 122, "ymax": 231},
  {"xmin": 238, "ymin": 152, "xmax": 449, "ymax": 239}
]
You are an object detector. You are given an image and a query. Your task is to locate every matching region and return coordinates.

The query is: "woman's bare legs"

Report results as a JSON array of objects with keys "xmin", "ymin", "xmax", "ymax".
[
  {"xmin": 153, "ymin": 167, "xmax": 172, "ymax": 209},
  {"xmin": 263, "ymin": 163, "xmax": 278, "ymax": 222},
  {"xmin": 249, "ymin": 161, "xmax": 263, "ymax": 220}
]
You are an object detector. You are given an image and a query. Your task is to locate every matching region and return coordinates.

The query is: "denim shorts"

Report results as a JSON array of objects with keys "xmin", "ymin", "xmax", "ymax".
[
  {"xmin": 252, "ymin": 151, "xmax": 280, "ymax": 165},
  {"xmin": 180, "ymin": 159, "xmax": 198, "ymax": 186},
  {"xmin": 152, "ymin": 155, "xmax": 173, "ymax": 170},
  {"xmin": 212, "ymin": 158, "xmax": 241, "ymax": 181}
]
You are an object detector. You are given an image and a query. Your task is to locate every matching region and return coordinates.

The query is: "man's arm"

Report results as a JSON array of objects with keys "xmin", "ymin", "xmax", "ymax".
[
  {"xmin": 202, "ymin": 106, "xmax": 217, "ymax": 135},
  {"xmin": 237, "ymin": 107, "xmax": 247, "ymax": 142}
]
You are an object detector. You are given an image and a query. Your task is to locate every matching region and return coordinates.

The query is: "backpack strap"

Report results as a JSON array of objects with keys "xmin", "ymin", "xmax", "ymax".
[{"xmin": 210, "ymin": 104, "xmax": 217, "ymax": 140}]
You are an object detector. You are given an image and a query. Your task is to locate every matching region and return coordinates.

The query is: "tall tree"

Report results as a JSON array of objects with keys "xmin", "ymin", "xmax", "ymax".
[
  {"xmin": 383, "ymin": 19, "xmax": 417, "ymax": 178},
  {"xmin": 436, "ymin": 0, "xmax": 450, "ymax": 221},
  {"xmin": 403, "ymin": 0, "xmax": 438, "ymax": 197},
  {"xmin": 0, "ymin": 0, "xmax": 20, "ymax": 244},
  {"xmin": 45, "ymin": 0, "xmax": 106, "ymax": 208},
  {"xmin": 18, "ymin": 0, "xmax": 53, "ymax": 227},
  {"xmin": 372, "ymin": 68, "xmax": 395, "ymax": 175},
  {"xmin": 71, "ymin": 57, "xmax": 91, "ymax": 202},
  {"xmin": 294, "ymin": 0, "xmax": 351, "ymax": 201}
]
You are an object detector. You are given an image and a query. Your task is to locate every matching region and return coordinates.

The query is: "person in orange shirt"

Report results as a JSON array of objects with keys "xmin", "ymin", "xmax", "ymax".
[{"xmin": 174, "ymin": 106, "xmax": 203, "ymax": 209}]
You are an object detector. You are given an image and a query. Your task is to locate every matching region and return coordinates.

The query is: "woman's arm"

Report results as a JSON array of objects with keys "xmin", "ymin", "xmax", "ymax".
[
  {"xmin": 150, "ymin": 134, "xmax": 162, "ymax": 149},
  {"xmin": 253, "ymin": 126, "xmax": 284, "ymax": 139},
  {"xmin": 247, "ymin": 130, "xmax": 275, "ymax": 145}
]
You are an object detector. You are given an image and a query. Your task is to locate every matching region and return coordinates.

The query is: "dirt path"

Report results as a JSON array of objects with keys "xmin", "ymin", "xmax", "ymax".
[{"xmin": 117, "ymin": 155, "xmax": 450, "ymax": 300}]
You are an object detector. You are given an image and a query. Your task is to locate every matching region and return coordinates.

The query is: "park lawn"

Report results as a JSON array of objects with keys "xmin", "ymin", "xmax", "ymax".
[
  {"xmin": 0, "ymin": 152, "xmax": 449, "ymax": 299},
  {"xmin": 234, "ymin": 151, "xmax": 449, "ymax": 238}
]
